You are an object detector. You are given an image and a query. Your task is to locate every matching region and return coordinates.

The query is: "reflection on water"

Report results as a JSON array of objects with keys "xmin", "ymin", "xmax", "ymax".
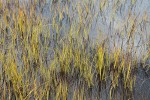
[{"xmin": 40, "ymin": 0, "xmax": 150, "ymax": 56}]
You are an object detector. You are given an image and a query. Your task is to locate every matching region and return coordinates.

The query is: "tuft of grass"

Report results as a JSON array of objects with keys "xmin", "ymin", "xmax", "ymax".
[{"xmin": 0, "ymin": 0, "xmax": 149, "ymax": 100}]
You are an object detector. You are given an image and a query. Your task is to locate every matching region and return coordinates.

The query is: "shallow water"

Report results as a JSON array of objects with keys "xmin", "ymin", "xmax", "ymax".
[{"xmin": 40, "ymin": 0, "xmax": 150, "ymax": 56}]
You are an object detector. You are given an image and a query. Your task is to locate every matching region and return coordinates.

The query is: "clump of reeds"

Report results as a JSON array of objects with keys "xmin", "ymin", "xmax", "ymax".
[{"xmin": 0, "ymin": 0, "xmax": 149, "ymax": 100}]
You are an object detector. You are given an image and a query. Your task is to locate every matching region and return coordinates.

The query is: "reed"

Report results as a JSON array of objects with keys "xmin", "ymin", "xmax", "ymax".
[{"xmin": 0, "ymin": 0, "xmax": 149, "ymax": 100}]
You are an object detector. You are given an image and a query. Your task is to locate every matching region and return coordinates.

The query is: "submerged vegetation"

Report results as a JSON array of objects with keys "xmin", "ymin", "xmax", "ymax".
[{"xmin": 0, "ymin": 0, "xmax": 150, "ymax": 100}]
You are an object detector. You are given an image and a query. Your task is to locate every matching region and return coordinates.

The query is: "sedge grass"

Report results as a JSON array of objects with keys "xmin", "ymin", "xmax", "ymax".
[{"xmin": 0, "ymin": 0, "xmax": 150, "ymax": 100}]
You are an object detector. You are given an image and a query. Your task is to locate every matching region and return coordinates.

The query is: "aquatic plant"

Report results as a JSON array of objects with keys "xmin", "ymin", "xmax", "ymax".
[{"xmin": 0, "ymin": 0, "xmax": 149, "ymax": 100}]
